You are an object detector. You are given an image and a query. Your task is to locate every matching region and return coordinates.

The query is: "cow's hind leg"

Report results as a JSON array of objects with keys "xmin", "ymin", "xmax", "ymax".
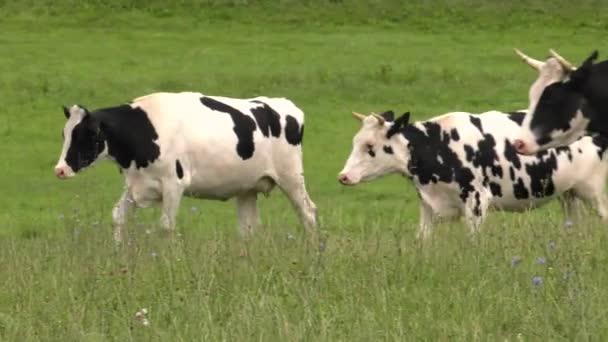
[
  {"xmin": 275, "ymin": 172, "xmax": 318, "ymax": 233},
  {"xmin": 559, "ymin": 190, "xmax": 581, "ymax": 224},
  {"xmin": 160, "ymin": 182, "xmax": 184, "ymax": 238},
  {"xmin": 236, "ymin": 191, "xmax": 259, "ymax": 239},
  {"xmin": 112, "ymin": 190, "xmax": 135, "ymax": 242}
]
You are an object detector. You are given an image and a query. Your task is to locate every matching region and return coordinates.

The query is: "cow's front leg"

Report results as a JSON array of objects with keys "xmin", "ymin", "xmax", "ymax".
[
  {"xmin": 464, "ymin": 191, "xmax": 488, "ymax": 235},
  {"xmin": 160, "ymin": 183, "xmax": 184, "ymax": 238},
  {"xmin": 236, "ymin": 191, "xmax": 260, "ymax": 239},
  {"xmin": 112, "ymin": 189, "xmax": 135, "ymax": 242},
  {"xmin": 417, "ymin": 200, "xmax": 435, "ymax": 240}
]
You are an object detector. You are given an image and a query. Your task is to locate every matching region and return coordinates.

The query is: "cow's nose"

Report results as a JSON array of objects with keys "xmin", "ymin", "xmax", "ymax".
[
  {"xmin": 513, "ymin": 139, "xmax": 527, "ymax": 154},
  {"xmin": 338, "ymin": 173, "xmax": 350, "ymax": 184},
  {"xmin": 54, "ymin": 167, "xmax": 66, "ymax": 178}
]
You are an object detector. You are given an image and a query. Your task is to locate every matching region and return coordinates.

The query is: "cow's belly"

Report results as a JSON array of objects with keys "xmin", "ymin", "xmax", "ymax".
[
  {"xmin": 417, "ymin": 183, "xmax": 463, "ymax": 218},
  {"xmin": 184, "ymin": 176, "xmax": 275, "ymax": 200},
  {"xmin": 490, "ymin": 196, "xmax": 553, "ymax": 212}
]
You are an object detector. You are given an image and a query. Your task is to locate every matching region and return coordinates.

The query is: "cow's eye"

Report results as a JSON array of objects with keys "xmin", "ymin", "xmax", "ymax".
[{"xmin": 365, "ymin": 143, "xmax": 373, "ymax": 150}]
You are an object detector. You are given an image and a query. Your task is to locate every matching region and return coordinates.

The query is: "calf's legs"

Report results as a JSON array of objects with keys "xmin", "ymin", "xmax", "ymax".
[
  {"xmin": 417, "ymin": 201, "xmax": 435, "ymax": 240},
  {"xmin": 159, "ymin": 183, "xmax": 184, "ymax": 236}
]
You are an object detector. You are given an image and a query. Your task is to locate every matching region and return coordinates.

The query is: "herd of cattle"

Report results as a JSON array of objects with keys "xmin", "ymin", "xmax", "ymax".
[{"xmin": 53, "ymin": 49, "xmax": 608, "ymax": 241}]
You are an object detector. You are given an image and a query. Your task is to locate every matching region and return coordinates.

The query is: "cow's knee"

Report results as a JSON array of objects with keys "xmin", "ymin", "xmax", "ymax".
[{"xmin": 236, "ymin": 192, "xmax": 259, "ymax": 238}]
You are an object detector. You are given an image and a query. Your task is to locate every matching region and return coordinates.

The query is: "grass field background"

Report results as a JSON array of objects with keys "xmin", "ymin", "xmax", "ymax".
[{"xmin": 2, "ymin": 1, "xmax": 608, "ymax": 340}]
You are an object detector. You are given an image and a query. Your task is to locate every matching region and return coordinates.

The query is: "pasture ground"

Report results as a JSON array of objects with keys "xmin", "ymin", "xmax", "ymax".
[{"xmin": 2, "ymin": 1, "xmax": 608, "ymax": 340}]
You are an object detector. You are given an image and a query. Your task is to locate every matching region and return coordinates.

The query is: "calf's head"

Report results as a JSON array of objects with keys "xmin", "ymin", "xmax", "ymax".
[
  {"xmin": 338, "ymin": 111, "xmax": 410, "ymax": 185},
  {"xmin": 514, "ymin": 49, "xmax": 597, "ymax": 154},
  {"xmin": 54, "ymin": 105, "xmax": 106, "ymax": 179}
]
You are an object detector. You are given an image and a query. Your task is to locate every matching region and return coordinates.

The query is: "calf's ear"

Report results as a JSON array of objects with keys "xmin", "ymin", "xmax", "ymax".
[
  {"xmin": 386, "ymin": 111, "xmax": 410, "ymax": 137},
  {"xmin": 568, "ymin": 50, "xmax": 599, "ymax": 90},
  {"xmin": 62, "ymin": 105, "xmax": 70, "ymax": 119},
  {"xmin": 380, "ymin": 110, "xmax": 395, "ymax": 122}
]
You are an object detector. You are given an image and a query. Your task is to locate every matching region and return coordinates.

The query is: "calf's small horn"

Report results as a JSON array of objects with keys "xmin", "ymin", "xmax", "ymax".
[
  {"xmin": 371, "ymin": 113, "xmax": 385, "ymax": 125},
  {"xmin": 352, "ymin": 112, "xmax": 366, "ymax": 121},
  {"xmin": 514, "ymin": 48, "xmax": 544, "ymax": 71},
  {"xmin": 549, "ymin": 49, "xmax": 576, "ymax": 71}
]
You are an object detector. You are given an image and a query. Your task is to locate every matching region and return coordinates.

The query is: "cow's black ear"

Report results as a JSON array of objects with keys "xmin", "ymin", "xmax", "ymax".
[
  {"xmin": 387, "ymin": 112, "xmax": 410, "ymax": 137},
  {"xmin": 569, "ymin": 50, "xmax": 598, "ymax": 90},
  {"xmin": 62, "ymin": 105, "xmax": 70, "ymax": 119},
  {"xmin": 380, "ymin": 110, "xmax": 395, "ymax": 122}
]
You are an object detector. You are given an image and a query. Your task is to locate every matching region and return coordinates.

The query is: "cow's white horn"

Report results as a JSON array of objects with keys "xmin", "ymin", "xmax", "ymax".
[
  {"xmin": 352, "ymin": 112, "xmax": 366, "ymax": 121},
  {"xmin": 549, "ymin": 49, "xmax": 576, "ymax": 71},
  {"xmin": 514, "ymin": 48, "xmax": 544, "ymax": 71}
]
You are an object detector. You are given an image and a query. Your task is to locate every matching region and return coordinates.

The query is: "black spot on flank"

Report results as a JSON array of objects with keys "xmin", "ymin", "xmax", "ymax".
[
  {"xmin": 200, "ymin": 96, "xmax": 257, "ymax": 159},
  {"xmin": 504, "ymin": 139, "xmax": 522, "ymax": 170},
  {"xmin": 506, "ymin": 111, "xmax": 526, "ymax": 126},
  {"xmin": 93, "ymin": 105, "xmax": 160, "ymax": 170},
  {"xmin": 464, "ymin": 145, "xmax": 475, "ymax": 162},
  {"xmin": 250, "ymin": 101, "xmax": 281, "ymax": 138},
  {"xmin": 509, "ymin": 167, "xmax": 515, "ymax": 181},
  {"xmin": 578, "ymin": 148, "xmax": 583, "ymax": 153},
  {"xmin": 285, "ymin": 115, "xmax": 304, "ymax": 145},
  {"xmin": 469, "ymin": 115, "xmax": 483, "ymax": 133},
  {"xmin": 403, "ymin": 122, "xmax": 476, "ymax": 202},
  {"xmin": 176, "ymin": 160, "xmax": 184, "ymax": 179},
  {"xmin": 450, "ymin": 128, "xmax": 460, "ymax": 141},
  {"xmin": 489, "ymin": 182, "xmax": 503, "ymax": 197},
  {"xmin": 513, "ymin": 178, "xmax": 529, "ymax": 199},
  {"xmin": 525, "ymin": 152, "xmax": 557, "ymax": 198},
  {"xmin": 383, "ymin": 145, "xmax": 394, "ymax": 154}
]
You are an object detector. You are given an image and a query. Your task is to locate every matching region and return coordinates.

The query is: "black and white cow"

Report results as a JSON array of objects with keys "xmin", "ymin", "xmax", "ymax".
[
  {"xmin": 54, "ymin": 92, "xmax": 317, "ymax": 241},
  {"xmin": 338, "ymin": 110, "xmax": 608, "ymax": 239},
  {"xmin": 513, "ymin": 48, "xmax": 608, "ymax": 154}
]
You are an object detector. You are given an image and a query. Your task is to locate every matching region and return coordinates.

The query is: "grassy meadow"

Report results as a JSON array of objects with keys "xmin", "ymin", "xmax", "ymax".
[{"xmin": 2, "ymin": 1, "xmax": 608, "ymax": 340}]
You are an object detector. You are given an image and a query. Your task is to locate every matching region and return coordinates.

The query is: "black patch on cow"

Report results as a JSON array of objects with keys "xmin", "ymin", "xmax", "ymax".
[
  {"xmin": 176, "ymin": 160, "xmax": 184, "ymax": 179},
  {"xmin": 578, "ymin": 148, "xmax": 583, "ymax": 154},
  {"xmin": 450, "ymin": 128, "xmax": 460, "ymax": 141},
  {"xmin": 506, "ymin": 111, "xmax": 525, "ymax": 126},
  {"xmin": 64, "ymin": 114, "xmax": 106, "ymax": 172},
  {"xmin": 525, "ymin": 155, "xmax": 556, "ymax": 198},
  {"xmin": 503, "ymin": 139, "xmax": 522, "ymax": 170},
  {"xmin": 90, "ymin": 105, "xmax": 160, "ymax": 170},
  {"xmin": 464, "ymin": 145, "xmax": 475, "ymax": 162},
  {"xmin": 489, "ymin": 182, "xmax": 503, "ymax": 197},
  {"xmin": 250, "ymin": 101, "xmax": 282, "ymax": 138},
  {"xmin": 383, "ymin": 145, "xmax": 394, "ymax": 154},
  {"xmin": 592, "ymin": 135, "xmax": 608, "ymax": 159},
  {"xmin": 284, "ymin": 115, "xmax": 304, "ymax": 145},
  {"xmin": 402, "ymin": 122, "xmax": 475, "ymax": 202},
  {"xmin": 469, "ymin": 116, "xmax": 483, "ymax": 133},
  {"xmin": 554, "ymin": 145, "xmax": 573, "ymax": 161},
  {"xmin": 513, "ymin": 178, "xmax": 529, "ymax": 199},
  {"xmin": 200, "ymin": 96, "xmax": 257, "ymax": 159},
  {"xmin": 509, "ymin": 167, "xmax": 515, "ymax": 181}
]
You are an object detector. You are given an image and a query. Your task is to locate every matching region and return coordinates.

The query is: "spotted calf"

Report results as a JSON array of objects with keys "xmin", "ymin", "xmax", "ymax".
[{"xmin": 339, "ymin": 110, "xmax": 608, "ymax": 239}]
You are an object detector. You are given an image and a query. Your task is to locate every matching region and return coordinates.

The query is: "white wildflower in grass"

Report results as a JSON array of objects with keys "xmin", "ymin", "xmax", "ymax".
[{"xmin": 135, "ymin": 308, "xmax": 150, "ymax": 327}]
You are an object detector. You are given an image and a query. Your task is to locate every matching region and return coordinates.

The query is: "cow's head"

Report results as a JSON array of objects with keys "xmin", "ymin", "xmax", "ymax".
[
  {"xmin": 54, "ymin": 105, "xmax": 106, "ymax": 179},
  {"xmin": 513, "ymin": 49, "xmax": 598, "ymax": 154},
  {"xmin": 338, "ymin": 111, "xmax": 410, "ymax": 185}
]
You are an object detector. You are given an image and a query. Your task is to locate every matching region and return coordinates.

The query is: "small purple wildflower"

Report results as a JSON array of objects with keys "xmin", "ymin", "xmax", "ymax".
[
  {"xmin": 564, "ymin": 220, "xmax": 573, "ymax": 228},
  {"xmin": 190, "ymin": 207, "xmax": 198, "ymax": 213},
  {"xmin": 548, "ymin": 241, "xmax": 556, "ymax": 248},
  {"xmin": 319, "ymin": 242, "xmax": 326, "ymax": 251},
  {"xmin": 510, "ymin": 256, "xmax": 522, "ymax": 267},
  {"xmin": 532, "ymin": 276, "xmax": 543, "ymax": 286},
  {"xmin": 536, "ymin": 257, "xmax": 547, "ymax": 264}
]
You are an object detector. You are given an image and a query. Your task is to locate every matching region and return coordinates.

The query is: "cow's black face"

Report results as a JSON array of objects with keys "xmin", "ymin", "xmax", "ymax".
[
  {"xmin": 515, "ymin": 51, "xmax": 599, "ymax": 155},
  {"xmin": 55, "ymin": 106, "xmax": 106, "ymax": 178},
  {"xmin": 524, "ymin": 82, "xmax": 588, "ymax": 151}
]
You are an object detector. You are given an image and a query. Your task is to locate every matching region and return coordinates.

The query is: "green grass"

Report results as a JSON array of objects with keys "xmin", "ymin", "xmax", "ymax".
[{"xmin": 2, "ymin": 1, "xmax": 608, "ymax": 340}]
